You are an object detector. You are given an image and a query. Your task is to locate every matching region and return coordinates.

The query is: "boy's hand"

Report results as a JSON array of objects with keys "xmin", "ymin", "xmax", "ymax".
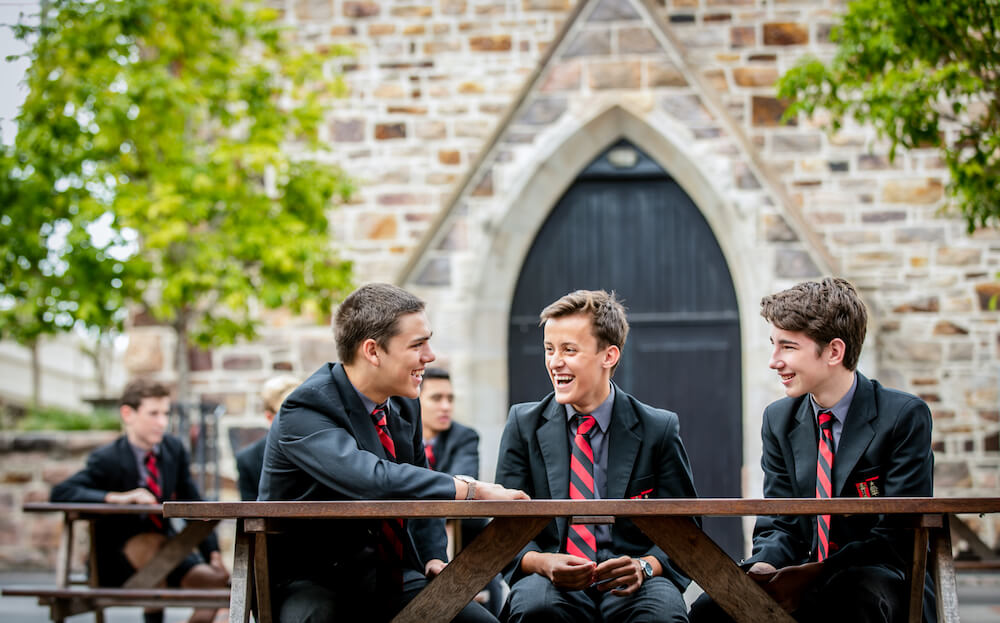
[
  {"xmin": 523, "ymin": 552, "xmax": 595, "ymax": 590},
  {"xmin": 105, "ymin": 488, "xmax": 157, "ymax": 505}
]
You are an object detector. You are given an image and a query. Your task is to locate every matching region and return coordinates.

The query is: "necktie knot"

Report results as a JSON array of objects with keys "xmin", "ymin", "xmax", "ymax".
[
  {"xmin": 818, "ymin": 410, "xmax": 834, "ymax": 430},
  {"xmin": 371, "ymin": 404, "xmax": 387, "ymax": 428},
  {"xmin": 574, "ymin": 413, "xmax": 596, "ymax": 438}
]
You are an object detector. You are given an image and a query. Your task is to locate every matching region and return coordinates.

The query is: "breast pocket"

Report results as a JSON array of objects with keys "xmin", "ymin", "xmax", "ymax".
[
  {"xmin": 627, "ymin": 475, "xmax": 655, "ymax": 500},
  {"xmin": 851, "ymin": 465, "xmax": 883, "ymax": 497}
]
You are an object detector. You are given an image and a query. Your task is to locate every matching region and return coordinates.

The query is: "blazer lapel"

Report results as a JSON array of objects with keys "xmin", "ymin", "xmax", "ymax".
[
  {"xmin": 606, "ymin": 385, "xmax": 641, "ymax": 500},
  {"xmin": 388, "ymin": 399, "xmax": 415, "ymax": 464},
  {"xmin": 331, "ymin": 364, "xmax": 386, "ymax": 459},
  {"xmin": 833, "ymin": 374, "xmax": 877, "ymax": 496},
  {"xmin": 790, "ymin": 400, "xmax": 817, "ymax": 497},
  {"xmin": 159, "ymin": 442, "xmax": 177, "ymax": 499},
  {"xmin": 537, "ymin": 400, "xmax": 570, "ymax": 543},
  {"xmin": 117, "ymin": 436, "xmax": 140, "ymax": 491}
]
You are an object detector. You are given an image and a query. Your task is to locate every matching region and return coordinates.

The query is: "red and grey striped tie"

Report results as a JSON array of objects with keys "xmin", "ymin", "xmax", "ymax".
[
  {"xmin": 143, "ymin": 451, "xmax": 164, "ymax": 531},
  {"xmin": 816, "ymin": 410, "xmax": 835, "ymax": 561},
  {"xmin": 372, "ymin": 404, "xmax": 406, "ymax": 589},
  {"xmin": 567, "ymin": 414, "xmax": 597, "ymax": 561}
]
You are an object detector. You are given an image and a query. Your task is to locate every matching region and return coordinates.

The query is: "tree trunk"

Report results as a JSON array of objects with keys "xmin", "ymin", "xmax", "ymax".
[
  {"xmin": 174, "ymin": 315, "xmax": 191, "ymax": 407},
  {"xmin": 29, "ymin": 338, "xmax": 41, "ymax": 407}
]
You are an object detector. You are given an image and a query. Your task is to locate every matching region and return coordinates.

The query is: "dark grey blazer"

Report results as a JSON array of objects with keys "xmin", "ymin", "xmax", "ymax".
[
  {"xmin": 431, "ymin": 421, "xmax": 480, "ymax": 478},
  {"xmin": 258, "ymin": 362, "xmax": 456, "ymax": 584},
  {"xmin": 50, "ymin": 434, "xmax": 219, "ymax": 585},
  {"xmin": 495, "ymin": 383, "xmax": 698, "ymax": 592},
  {"xmin": 746, "ymin": 373, "xmax": 936, "ymax": 622}
]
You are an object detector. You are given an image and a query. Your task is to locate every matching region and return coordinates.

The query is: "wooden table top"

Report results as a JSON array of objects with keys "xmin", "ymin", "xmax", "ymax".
[{"xmin": 162, "ymin": 497, "xmax": 1000, "ymax": 519}]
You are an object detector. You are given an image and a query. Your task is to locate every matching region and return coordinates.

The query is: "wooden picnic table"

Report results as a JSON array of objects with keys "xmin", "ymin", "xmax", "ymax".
[
  {"xmin": 165, "ymin": 497, "xmax": 1000, "ymax": 623},
  {"xmin": 2, "ymin": 502, "xmax": 228, "ymax": 622}
]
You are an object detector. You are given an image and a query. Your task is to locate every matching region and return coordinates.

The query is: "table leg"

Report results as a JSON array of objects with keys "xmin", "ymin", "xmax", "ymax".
[
  {"xmin": 122, "ymin": 520, "xmax": 220, "ymax": 589},
  {"xmin": 254, "ymin": 532, "xmax": 272, "ymax": 623},
  {"xmin": 632, "ymin": 516, "xmax": 796, "ymax": 623},
  {"xmin": 229, "ymin": 519, "xmax": 255, "ymax": 623},
  {"xmin": 392, "ymin": 516, "xmax": 550, "ymax": 623},
  {"xmin": 55, "ymin": 514, "xmax": 73, "ymax": 589},
  {"xmin": 908, "ymin": 524, "xmax": 929, "ymax": 623},
  {"xmin": 930, "ymin": 515, "xmax": 960, "ymax": 623}
]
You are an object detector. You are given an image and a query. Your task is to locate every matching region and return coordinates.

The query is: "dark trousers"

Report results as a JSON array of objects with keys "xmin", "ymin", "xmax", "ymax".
[
  {"xmin": 276, "ymin": 567, "xmax": 497, "ymax": 623},
  {"xmin": 688, "ymin": 564, "xmax": 907, "ymax": 623},
  {"xmin": 504, "ymin": 573, "xmax": 688, "ymax": 623}
]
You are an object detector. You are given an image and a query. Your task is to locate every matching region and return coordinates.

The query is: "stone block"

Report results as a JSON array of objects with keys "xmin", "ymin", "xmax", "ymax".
[
  {"xmin": 892, "ymin": 297, "xmax": 939, "ymax": 313},
  {"xmin": 589, "ymin": 60, "xmax": 641, "ymax": 89},
  {"xmin": 427, "ymin": 172, "xmax": 458, "ymax": 185},
  {"xmin": 949, "ymin": 343, "xmax": 974, "ymax": 362},
  {"xmin": 2, "ymin": 469, "xmax": 32, "ymax": 484},
  {"xmin": 933, "ymin": 321, "xmax": 969, "ymax": 336},
  {"xmin": 588, "ymin": 0, "xmax": 640, "ymax": 21},
  {"xmin": 618, "ymin": 27, "xmax": 659, "ymax": 54},
  {"xmin": 469, "ymin": 35, "xmax": 512, "ymax": 52},
  {"xmin": 416, "ymin": 121, "xmax": 447, "ymax": 140},
  {"xmin": 457, "ymin": 81, "xmax": 485, "ymax": 94},
  {"xmin": 442, "ymin": 0, "xmax": 467, "ymax": 15},
  {"xmin": 222, "ymin": 354, "xmax": 263, "ymax": 371},
  {"xmin": 343, "ymin": 1, "xmax": 379, "ymax": 18},
  {"xmin": 123, "ymin": 332, "xmax": 164, "ymax": 374},
  {"xmin": 936, "ymin": 247, "xmax": 981, "ymax": 266},
  {"xmin": 763, "ymin": 22, "xmax": 809, "ymax": 46},
  {"xmin": 472, "ymin": 172, "xmax": 493, "ymax": 197},
  {"xmin": 376, "ymin": 193, "xmax": 430, "ymax": 206},
  {"xmin": 762, "ymin": 213, "xmax": 796, "ymax": 242},
  {"xmin": 517, "ymin": 97, "xmax": 567, "ymax": 125},
  {"xmin": 882, "ymin": 179, "xmax": 944, "ymax": 204},
  {"xmin": 403, "ymin": 24, "xmax": 426, "ymax": 35},
  {"xmin": 439, "ymin": 150, "xmax": 461, "ymax": 165},
  {"xmin": 857, "ymin": 154, "xmax": 900, "ymax": 170},
  {"xmin": 391, "ymin": 6, "xmax": 432, "ymax": 17},
  {"xmin": 894, "ymin": 227, "xmax": 945, "ymax": 243},
  {"xmin": 736, "ymin": 163, "xmax": 762, "ymax": 190},
  {"xmin": 375, "ymin": 123, "xmax": 407, "ymax": 140},
  {"xmin": 564, "ymin": 29, "xmax": 611, "ymax": 57},
  {"xmin": 523, "ymin": 0, "xmax": 570, "ymax": 9},
  {"xmin": 41, "ymin": 465, "xmax": 74, "ymax": 485},
  {"xmin": 731, "ymin": 26, "xmax": 755, "ymax": 48},
  {"xmin": 332, "ymin": 119, "xmax": 364, "ymax": 142},
  {"xmin": 846, "ymin": 251, "xmax": 899, "ymax": 270},
  {"xmin": 647, "ymin": 60, "xmax": 687, "ymax": 87},
  {"xmin": 200, "ymin": 392, "xmax": 248, "ymax": 416},
  {"xmin": 299, "ymin": 337, "xmax": 336, "ymax": 375},
  {"xmin": 456, "ymin": 120, "xmax": 492, "ymax": 139},
  {"xmin": 413, "ymin": 257, "xmax": 451, "ymax": 286},
  {"xmin": 368, "ymin": 23, "xmax": 396, "ymax": 36},
  {"xmin": 541, "ymin": 61, "xmax": 582, "ymax": 92},
  {"xmin": 296, "ymin": 0, "xmax": 333, "ymax": 20},
  {"xmin": 831, "ymin": 230, "xmax": 880, "ymax": 245},
  {"xmin": 752, "ymin": 96, "xmax": 794, "ymax": 126},
  {"xmin": 374, "ymin": 83, "xmax": 406, "ymax": 98},
  {"xmin": 772, "ymin": 133, "xmax": 820, "ymax": 153},
  {"xmin": 775, "ymin": 249, "xmax": 821, "ymax": 279},
  {"xmin": 860, "ymin": 211, "xmax": 906, "ymax": 223},
  {"xmin": 886, "ymin": 340, "xmax": 942, "ymax": 363},
  {"xmin": 733, "ymin": 66, "xmax": 778, "ymax": 87},
  {"xmin": 661, "ymin": 94, "xmax": 714, "ymax": 125}
]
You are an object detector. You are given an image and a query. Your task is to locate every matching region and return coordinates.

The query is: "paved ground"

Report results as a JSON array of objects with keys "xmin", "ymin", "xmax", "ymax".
[{"xmin": 2, "ymin": 570, "xmax": 998, "ymax": 622}]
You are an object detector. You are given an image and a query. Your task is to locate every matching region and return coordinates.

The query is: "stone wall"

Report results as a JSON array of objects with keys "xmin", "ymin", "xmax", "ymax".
[{"xmin": 119, "ymin": 0, "xmax": 998, "ymax": 550}]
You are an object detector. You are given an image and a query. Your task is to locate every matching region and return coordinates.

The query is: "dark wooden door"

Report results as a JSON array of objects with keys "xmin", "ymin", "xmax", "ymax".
[{"xmin": 508, "ymin": 140, "xmax": 744, "ymax": 558}]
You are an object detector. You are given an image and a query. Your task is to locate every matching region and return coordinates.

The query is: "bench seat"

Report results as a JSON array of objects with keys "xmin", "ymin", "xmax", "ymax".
[{"xmin": 2, "ymin": 585, "xmax": 230, "ymax": 608}]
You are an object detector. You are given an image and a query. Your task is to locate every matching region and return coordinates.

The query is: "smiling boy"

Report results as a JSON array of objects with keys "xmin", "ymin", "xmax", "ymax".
[
  {"xmin": 689, "ymin": 277, "xmax": 935, "ymax": 623},
  {"xmin": 258, "ymin": 283, "xmax": 527, "ymax": 623},
  {"xmin": 496, "ymin": 289, "xmax": 696, "ymax": 623}
]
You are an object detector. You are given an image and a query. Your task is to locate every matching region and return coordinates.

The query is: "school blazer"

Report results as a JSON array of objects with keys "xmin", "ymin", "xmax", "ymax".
[
  {"xmin": 431, "ymin": 421, "xmax": 480, "ymax": 478},
  {"xmin": 258, "ymin": 362, "xmax": 455, "ymax": 584},
  {"xmin": 495, "ymin": 384, "xmax": 698, "ymax": 592}
]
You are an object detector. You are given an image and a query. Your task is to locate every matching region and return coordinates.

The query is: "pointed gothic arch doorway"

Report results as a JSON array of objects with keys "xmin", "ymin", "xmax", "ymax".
[{"xmin": 507, "ymin": 139, "xmax": 743, "ymax": 557}]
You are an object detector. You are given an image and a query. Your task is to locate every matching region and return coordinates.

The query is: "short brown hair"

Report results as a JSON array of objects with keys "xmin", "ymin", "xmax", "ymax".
[
  {"xmin": 120, "ymin": 378, "xmax": 171, "ymax": 409},
  {"xmin": 760, "ymin": 277, "xmax": 867, "ymax": 371},
  {"xmin": 539, "ymin": 290, "xmax": 629, "ymax": 372},
  {"xmin": 334, "ymin": 283, "xmax": 426, "ymax": 365}
]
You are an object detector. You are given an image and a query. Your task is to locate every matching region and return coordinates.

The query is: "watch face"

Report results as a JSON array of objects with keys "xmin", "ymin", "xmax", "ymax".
[{"xmin": 639, "ymin": 560, "xmax": 652, "ymax": 578}]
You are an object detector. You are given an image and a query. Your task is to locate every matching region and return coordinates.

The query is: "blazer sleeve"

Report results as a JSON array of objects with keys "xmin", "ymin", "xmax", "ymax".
[
  {"xmin": 822, "ymin": 396, "xmax": 934, "ymax": 575},
  {"xmin": 745, "ymin": 408, "xmax": 814, "ymax": 569},
  {"xmin": 445, "ymin": 426, "xmax": 480, "ymax": 478},
  {"xmin": 408, "ymin": 408, "xmax": 449, "ymax": 564},
  {"xmin": 50, "ymin": 448, "xmax": 117, "ymax": 503},
  {"xmin": 495, "ymin": 407, "xmax": 544, "ymax": 585}
]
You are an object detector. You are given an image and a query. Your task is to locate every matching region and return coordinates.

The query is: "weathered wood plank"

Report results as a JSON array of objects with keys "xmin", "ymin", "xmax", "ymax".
[
  {"xmin": 931, "ymin": 517, "xmax": 960, "ymax": 623},
  {"xmin": 392, "ymin": 516, "xmax": 549, "ymax": 623},
  {"xmin": 908, "ymin": 527, "xmax": 928, "ymax": 623},
  {"xmin": 229, "ymin": 521, "xmax": 253, "ymax": 623},
  {"xmin": 633, "ymin": 516, "xmax": 796, "ymax": 623}
]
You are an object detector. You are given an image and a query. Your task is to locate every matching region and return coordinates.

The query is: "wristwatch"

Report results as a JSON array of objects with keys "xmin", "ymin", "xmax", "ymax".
[
  {"xmin": 455, "ymin": 474, "xmax": 477, "ymax": 500},
  {"xmin": 636, "ymin": 558, "xmax": 653, "ymax": 580}
]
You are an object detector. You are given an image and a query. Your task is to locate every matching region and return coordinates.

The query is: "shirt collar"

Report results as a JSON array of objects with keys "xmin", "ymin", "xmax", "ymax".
[
  {"xmin": 810, "ymin": 372, "xmax": 858, "ymax": 427},
  {"xmin": 350, "ymin": 379, "xmax": 386, "ymax": 418},
  {"xmin": 564, "ymin": 382, "xmax": 615, "ymax": 433}
]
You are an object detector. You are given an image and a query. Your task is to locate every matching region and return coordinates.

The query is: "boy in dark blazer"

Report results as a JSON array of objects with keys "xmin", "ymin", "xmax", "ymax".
[
  {"xmin": 689, "ymin": 277, "xmax": 935, "ymax": 623},
  {"xmin": 50, "ymin": 378, "xmax": 229, "ymax": 623},
  {"xmin": 496, "ymin": 290, "xmax": 696, "ymax": 623},
  {"xmin": 258, "ymin": 283, "xmax": 528, "ymax": 623},
  {"xmin": 420, "ymin": 367, "xmax": 480, "ymax": 478}
]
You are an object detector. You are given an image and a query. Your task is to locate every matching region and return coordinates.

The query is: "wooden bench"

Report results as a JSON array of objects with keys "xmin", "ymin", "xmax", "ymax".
[
  {"xmin": 949, "ymin": 513, "xmax": 1000, "ymax": 572},
  {"xmin": 165, "ymin": 497, "xmax": 1000, "ymax": 623},
  {"xmin": 1, "ymin": 502, "xmax": 229, "ymax": 622}
]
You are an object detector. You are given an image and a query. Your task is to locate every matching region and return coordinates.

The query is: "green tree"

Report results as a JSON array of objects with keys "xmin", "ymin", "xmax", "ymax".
[
  {"xmin": 777, "ymin": 0, "xmax": 1000, "ymax": 231},
  {"xmin": 2, "ymin": 0, "xmax": 354, "ymax": 404}
]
